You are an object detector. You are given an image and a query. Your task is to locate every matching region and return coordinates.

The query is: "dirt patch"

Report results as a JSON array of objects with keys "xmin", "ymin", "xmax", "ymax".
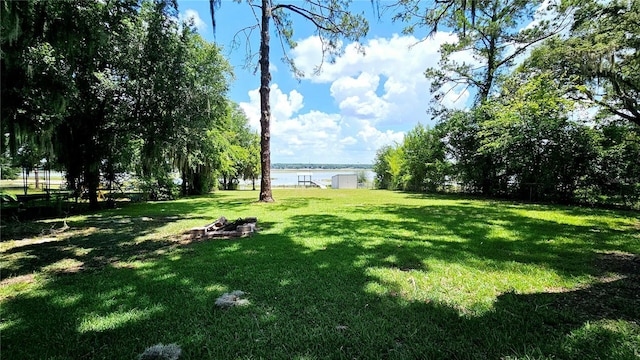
[
  {"xmin": 42, "ymin": 258, "xmax": 85, "ymax": 274},
  {"xmin": 0, "ymin": 273, "xmax": 36, "ymax": 287},
  {"xmin": 594, "ymin": 251, "xmax": 640, "ymax": 277},
  {"xmin": 0, "ymin": 222, "xmax": 53, "ymax": 241}
]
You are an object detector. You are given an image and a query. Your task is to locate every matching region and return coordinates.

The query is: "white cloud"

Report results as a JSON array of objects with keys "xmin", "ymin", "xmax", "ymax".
[
  {"xmin": 239, "ymin": 84, "xmax": 303, "ymax": 130},
  {"xmin": 440, "ymin": 84, "xmax": 472, "ymax": 109},
  {"xmin": 239, "ymin": 84, "xmax": 404, "ymax": 163},
  {"xmin": 180, "ymin": 9, "xmax": 207, "ymax": 32},
  {"xmin": 330, "ymin": 72, "xmax": 389, "ymax": 119},
  {"xmin": 340, "ymin": 136, "xmax": 358, "ymax": 145},
  {"xmin": 240, "ymin": 32, "xmax": 479, "ymax": 163},
  {"xmin": 356, "ymin": 121, "xmax": 405, "ymax": 150},
  {"xmin": 291, "ymin": 34, "xmax": 450, "ymax": 84},
  {"xmin": 292, "ymin": 33, "xmax": 470, "ymax": 127},
  {"xmin": 230, "ymin": 2, "xmax": 568, "ymax": 165}
]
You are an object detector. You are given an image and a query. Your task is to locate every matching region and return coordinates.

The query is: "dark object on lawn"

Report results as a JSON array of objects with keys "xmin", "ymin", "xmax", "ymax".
[
  {"xmin": 215, "ymin": 290, "xmax": 250, "ymax": 308},
  {"xmin": 189, "ymin": 216, "xmax": 258, "ymax": 239},
  {"xmin": 138, "ymin": 343, "xmax": 181, "ymax": 360}
]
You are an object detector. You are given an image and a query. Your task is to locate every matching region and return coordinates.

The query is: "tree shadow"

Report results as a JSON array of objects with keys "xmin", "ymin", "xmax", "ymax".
[
  {"xmin": 1, "ymin": 195, "xmax": 638, "ymax": 359},
  {"xmin": 1, "ymin": 216, "xmax": 192, "ymax": 279},
  {"xmin": 0, "ymin": 192, "xmax": 257, "ymax": 279},
  {"xmin": 368, "ymin": 203, "xmax": 638, "ymax": 277}
]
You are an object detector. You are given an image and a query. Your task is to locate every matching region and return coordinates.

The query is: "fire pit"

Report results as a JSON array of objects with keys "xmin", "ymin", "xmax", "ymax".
[{"xmin": 189, "ymin": 216, "xmax": 258, "ymax": 239}]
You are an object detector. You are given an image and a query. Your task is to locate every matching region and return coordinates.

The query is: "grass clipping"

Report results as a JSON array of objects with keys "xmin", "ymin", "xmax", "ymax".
[{"xmin": 215, "ymin": 290, "xmax": 250, "ymax": 309}]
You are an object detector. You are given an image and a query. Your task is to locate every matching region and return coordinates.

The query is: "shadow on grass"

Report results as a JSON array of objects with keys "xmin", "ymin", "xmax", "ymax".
[
  {"xmin": 0, "ymin": 193, "xmax": 256, "ymax": 278},
  {"xmin": 1, "ymin": 216, "xmax": 193, "ymax": 278},
  {"xmin": 1, "ymin": 194, "xmax": 638, "ymax": 359},
  {"xmin": 373, "ymin": 203, "xmax": 637, "ymax": 276},
  {"xmin": 287, "ymin": 203, "xmax": 637, "ymax": 279}
]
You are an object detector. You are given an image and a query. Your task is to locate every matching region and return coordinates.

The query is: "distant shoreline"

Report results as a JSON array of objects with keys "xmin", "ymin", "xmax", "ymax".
[
  {"xmin": 271, "ymin": 163, "xmax": 373, "ymax": 170},
  {"xmin": 257, "ymin": 168, "xmax": 375, "ymax": 187},
  {"xmin": 270, "ymin": 169, "xmax": 371, "ymax": 173}
]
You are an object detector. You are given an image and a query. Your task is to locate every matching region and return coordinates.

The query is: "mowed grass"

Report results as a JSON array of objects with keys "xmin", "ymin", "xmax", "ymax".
[{"xmin": 1, "ymin": 189, "xmax": 638, "ymax": 359}]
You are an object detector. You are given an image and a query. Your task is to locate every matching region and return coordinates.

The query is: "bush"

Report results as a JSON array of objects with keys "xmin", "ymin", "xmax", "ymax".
[
  {"xmin": 1, "ymin": 153, "xmax": 20, "ymax": 179},
  {"xmin": 138, "ymin": 175, "xmax": 179, "ymax": 201},
  {"xmin": 1, "ymin": 166, "xmax": 20, "ymax": 180}
]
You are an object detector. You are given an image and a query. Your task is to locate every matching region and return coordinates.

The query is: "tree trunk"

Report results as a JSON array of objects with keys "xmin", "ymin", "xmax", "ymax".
[
  {"xmin": 85, "ymin": 166, "xmax": 100, "ymax": 209},
  {"xmin": 478, "ymin": 7, "xmax": 499, "ymax": 105},
  {"xmin": 181, "ymin": 168, "xmax": 188, "ymax": 196},
  {"xmin": 85, "ymin": 100, "xmax": 106, "ymax": 210},
  {"xmin": 258, "ymin": 0, "xmax": 274, "ymax": 202},
  {"xmin": 477, "ymin": 26, "xmax": 496, "ymax": 198},
  {"xmin": 85, "ymin": 123, "xmax": 100, "ymax": 209}
]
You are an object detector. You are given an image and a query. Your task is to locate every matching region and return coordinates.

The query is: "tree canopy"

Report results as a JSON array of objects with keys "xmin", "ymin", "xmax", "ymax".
[
  {"xmin": 1, "ymin": 0, "xmax": 254, "ymax": 206},
  {"xmin": 374, "ymin": 0, "xmax": 639, "ymax": 208},
  {"xmin": 526, "ymin": 0, "xmax": 640, "ymax": 126},
  {"xmin": 390, "ymin": 0, "xmax": 569, "ymax": 105},
  {"xmin": 2, "ymin": 0, "xmax": 637, "ymax": 209}
]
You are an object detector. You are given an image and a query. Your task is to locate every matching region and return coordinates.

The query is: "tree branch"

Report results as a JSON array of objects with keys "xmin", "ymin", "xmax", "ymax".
[
  {"xmin": 574, "ymin": 86, "xmax": 640, "ymax": 126},
  {"xmin": 495, "ymin": 15, "xmax": 571, "ymax": 70},
  {"xmin": 271, "ymin": 4, "xmax": 338, "ymax": 33}
]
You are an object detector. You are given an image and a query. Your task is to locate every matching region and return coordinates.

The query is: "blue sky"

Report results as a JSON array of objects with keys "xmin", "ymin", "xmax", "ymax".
[{"xmin": 174, "ymin": 1, "xmax": 487, "ymax": 164}]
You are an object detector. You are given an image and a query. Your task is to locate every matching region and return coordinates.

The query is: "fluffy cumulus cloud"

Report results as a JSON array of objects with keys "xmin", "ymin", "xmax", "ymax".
[
  {"xmin": 180, "ymin": 9, "xmax": 207, "ymax": 32},
  {"xmin": 240, "ymin": 86, "xmax": 353, "ymax": 162},
  {"xmin": 330, "ymin": 72, "xmax": 389, "ymax": 119},
  {"xmin": 240, "ymin": 84, "xmax": 303, "ymax": 130},
  {"xmin": 292, "ymin": 33, "xmax": 471, "ymax": 123},
  {"xmin": 241, "ymin": 32, "xmax": 475, "ymax": 163},
  {"xmin": 240, "ymin": 84, "xmax": 403, "ymax": 164},
  {"xmin": 356, "ymin": 120, "xmax": 405, "ymax": 151}
]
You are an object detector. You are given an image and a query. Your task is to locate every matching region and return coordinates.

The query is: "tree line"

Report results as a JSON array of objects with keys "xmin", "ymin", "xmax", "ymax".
[
  {"xmin": 1, "ymin": 0, "xmax": 260, "ymax": 207},
  {"xmin": 374, "ymin": 0, "xmax": 639, "ymax": 209},
  {"xmin": 2, "ymin": 0, "xmax": 371, "ymax": 205},
  {"xmin": 3, "ymin": 0, "xmax": 637, "ymax": 208}
]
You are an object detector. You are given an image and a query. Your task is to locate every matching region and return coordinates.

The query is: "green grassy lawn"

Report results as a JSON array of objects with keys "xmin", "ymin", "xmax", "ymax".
[{"xmin": 1, "ymin": 189, "xmax": 638, "ymax": 359}]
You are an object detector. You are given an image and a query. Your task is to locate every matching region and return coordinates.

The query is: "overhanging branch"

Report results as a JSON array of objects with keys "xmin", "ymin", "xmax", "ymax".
[{"xmin": 272, "ymin": 4, "xmax": 339, "ymax": 33}]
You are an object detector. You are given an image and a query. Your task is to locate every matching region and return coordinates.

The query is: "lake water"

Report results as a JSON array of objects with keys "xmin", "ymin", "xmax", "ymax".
[
  {"xmin": 5, "ymin": 169, "xmax": 376, "ymax": 189},
  {"xmin": 240, "ymin": 169, "xmax": 375, "ymax": 188}
]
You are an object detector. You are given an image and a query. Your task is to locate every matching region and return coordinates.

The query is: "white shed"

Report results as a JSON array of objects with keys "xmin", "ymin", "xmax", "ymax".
[{"xmin": 331, "ymin": 174, "xmax": 358, "ymax": 189}]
